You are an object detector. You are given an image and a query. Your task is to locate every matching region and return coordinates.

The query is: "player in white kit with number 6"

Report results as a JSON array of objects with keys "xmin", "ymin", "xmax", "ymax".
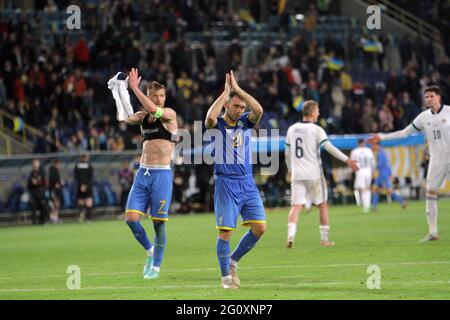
[
  {"xmin": 285, "ymin": 100, "xmax": 359, "ymax": 248},
  {"xmin": 350, "ymin": 139, "xmax": 375, "ymax": 213},
  {"xmin": 371, "ymin": 86, "xmax": 450, "ymax": 242}
]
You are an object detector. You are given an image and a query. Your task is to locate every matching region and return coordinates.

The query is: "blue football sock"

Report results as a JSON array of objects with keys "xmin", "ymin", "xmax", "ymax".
[
  {"xmin": 391, "ymin": 192, "xmax": 404, "ymax": 204},
  {"xmin": 216, "ymin": 238, "xmax": 231, "ymax": 277},
  {"xmin": 372, "ymin": 192, "xmax": 379, "ymax": 208},
  {"xmin": 152, "ymin": 221, "xmax": 166, "ymax": 268},
  {"xmin": 126, "ymin": 220, "xmax": 152, "ymax": 251},
  {"xmin": 231, "ymin": 230, "xmax": 260, "ymax": 263}
]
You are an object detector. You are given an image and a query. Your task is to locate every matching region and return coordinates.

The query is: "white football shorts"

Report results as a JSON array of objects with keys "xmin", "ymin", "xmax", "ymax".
[
  {"xmin": 354, "ymin": 169, "xmax": 372, "ymax": 190},
  {"xmin": 426, "ymin": 162, "xmax": 450, "ymax": 191},
  {"xmin": 291, "ymin": 177, "xmax": 328, "ymax": 206}
]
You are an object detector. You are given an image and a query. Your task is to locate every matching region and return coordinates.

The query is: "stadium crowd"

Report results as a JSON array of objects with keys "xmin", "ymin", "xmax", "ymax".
[
  {"xmin": 0, "ymin": 0, "xmax": 449, "ymax": 216},
  {"xmin": 0, "ymin": 0, "xmax": 448, "ymax": 155}
]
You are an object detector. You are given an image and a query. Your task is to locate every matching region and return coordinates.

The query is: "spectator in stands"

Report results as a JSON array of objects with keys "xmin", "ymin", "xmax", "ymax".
[
  {"xmin": 73, "ymin": 36, "xmax": 90, "ymax": 69},
  {"xmin": 76, "ymin": 129, "xmax": 89, "ymax": 151},
  {"xmin": 0, "ymin": 76, "xmax": 7, "ymax": 106},
  {"xmin": 399, "ymin": 35, "xmax": 413, "ymax": 67},
  {"xmin": 342, "ymin": 100, "xmax": 360, "ymax": 133},
  {"xmin": 74, "ymin": 154, "xmax": 94, "ymax": 223},
  {"xmin": 361, "ymin": 99, "xmax": 377, "ymax": 133},
  {"xmin": 48, "ymin": 158, "xmax": 62, "ymax": 224},
  {"xmin": 0, "ymin": 1, "xmax": 449, "ymax": 216},
  {"xmin": 67, "ymin": 134, "xmax": 80, "ymax": 153},
  {"xmin": 400, "ymin": 91, "xmax": 419, "ymax": 123},
  {"xmin": 378, "ymin": 103, "xmax": 394, "ymax": 132},
  {"xmin": 304, "ymin": 3, "xmax": 318, "ymax": 35},
  {"xmin": 27, "ymin": 159, "xmax": 48, "ymax": 225}
]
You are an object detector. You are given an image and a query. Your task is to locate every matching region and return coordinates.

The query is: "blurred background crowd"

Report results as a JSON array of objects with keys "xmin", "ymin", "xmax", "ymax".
[
  {"xmin": 0, "ymin": 0, "xmax": 448, "ymax": 219},
  {"xmin": 0, "ymin": 0, "xmax": 448, "ymax": 154}
]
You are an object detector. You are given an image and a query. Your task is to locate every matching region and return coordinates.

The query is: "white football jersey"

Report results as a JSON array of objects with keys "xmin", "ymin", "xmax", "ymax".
[
  {"xmin": 412, "ymin": 105, "xmax": 450, "ymax": 165},
  {"xmin": 350, "ymin": 146, "xmax": 375, "ymax": 172},
  {"xmin": 286, "ymin": 122, "xmax": 328, "ymax": 180}
]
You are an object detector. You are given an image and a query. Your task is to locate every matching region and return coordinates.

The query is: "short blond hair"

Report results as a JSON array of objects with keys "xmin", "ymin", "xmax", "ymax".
[
  {"xmin": 146, "ymin": 81, "xmax": 166, "ymax": 95},
  {"xmin": 302, "ymin": 100, "xmax": 318, "ymax": 117}
]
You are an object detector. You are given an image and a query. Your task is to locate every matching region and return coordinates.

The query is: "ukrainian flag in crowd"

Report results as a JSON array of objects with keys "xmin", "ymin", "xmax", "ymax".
[
  {"xmin": 239, "ymin": 9, "xmax": 256, "ymax": 29},
  {"xmin": 327, "ymin": 57, "xmax": 344, "ymax": 71},
  {"xmin": 268, "ymin": 118, "xmax": 279, "ymax": 129},
  {"xmin": 13, "ymin": 117, "xmax": 24, "ymax": 133},
  {"xmin": 292, "ymin": 95, "xmax": 304, "ymax": 112},
  {"xmin": 362, "ymin": 39, "xmax": 381, "ymax": 52}
]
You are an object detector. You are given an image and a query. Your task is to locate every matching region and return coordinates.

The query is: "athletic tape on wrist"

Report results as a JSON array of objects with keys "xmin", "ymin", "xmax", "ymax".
[{"xmin": 153, "ymin": 107, "xmax": 163, "ymax": 118}]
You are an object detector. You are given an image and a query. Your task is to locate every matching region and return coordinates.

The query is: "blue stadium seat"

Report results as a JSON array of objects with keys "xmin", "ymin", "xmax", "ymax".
[
  {"xmin": 102, "ymin": 180, "xmax": 117, "ymax": 206},
  {"xmin": 61, "ymin": 184, "xmax": 74, "ymax": 208},
  {"xmin": 69, "ymin": 183, "xmax": 77, "ymax": 208},
  {"xmin": 267, "ymin": 15, "xmax": 280, "ymax": 30},
  {"xmin": 6, "ymin": 183, "xmax": 24, "ymax": 212},
  {"xmin": 92, "ymin": 183, "xmax": 102, "ymax": 207}
]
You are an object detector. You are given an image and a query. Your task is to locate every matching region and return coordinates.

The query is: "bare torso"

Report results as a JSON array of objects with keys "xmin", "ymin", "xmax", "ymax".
[{"xmin": 140, "ymin": 112, "xmax": 177, "ymax": 165}]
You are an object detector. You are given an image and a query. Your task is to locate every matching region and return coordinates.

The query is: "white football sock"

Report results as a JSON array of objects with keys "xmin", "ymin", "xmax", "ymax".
[
  {"xmin": 354, "ymin": 190, "xmax": 361, "ymax": 206},
  {"xmin": 361, "ymin": 190, "xmax": 371, "ymax": 211},
  {"xmin": 426, "ymin": 196, "xmax": 438, "ymax": 235},
  {"xmin": 146, "ymin": 246, "xmax": 154, "ymax": 257},
  {"xmin": 222, "ymin": 275, "xmax": 232, "ymax": 282},
  {"xmin": 319, "ymin": 225, "xmax": 330, "ymax": 241},
  {"xmin": 287, "ymin": 222, "xmax": 297, "ymax": 240}
]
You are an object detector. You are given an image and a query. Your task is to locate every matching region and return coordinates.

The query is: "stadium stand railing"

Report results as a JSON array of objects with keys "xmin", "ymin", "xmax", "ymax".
[
  {"xmin": 0, "ymin": 131, "xmax": 12, "ymax": 155},
  {"xmin": 355, "ymin": 0, "xmax": 445, "ymax": 60},
  {"xmin": 365, "ymin": 0, "xmax": 442, "ymax": 44},
  {"xmin": 0, "ymin": 109, "xmax": 53, "ymax": 154}
]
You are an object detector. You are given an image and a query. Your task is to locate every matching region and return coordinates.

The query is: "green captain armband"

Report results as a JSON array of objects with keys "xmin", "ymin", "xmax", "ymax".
[{"xmin": 153, "ymin": 107, "xmax": 164, "ymax": 118}]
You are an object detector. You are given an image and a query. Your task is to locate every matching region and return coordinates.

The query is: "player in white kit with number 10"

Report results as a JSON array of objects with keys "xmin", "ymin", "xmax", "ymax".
[
  {"xmin": 371, "ymin": 85, "xmax": 450, "ymax": 242},
  {"xmin": 350, "ymin": 139, "xmax": 375, "ymax": 213},
  {"xmin": 285, "ymin": 100, "xmax": 359, "ymax": 248}
]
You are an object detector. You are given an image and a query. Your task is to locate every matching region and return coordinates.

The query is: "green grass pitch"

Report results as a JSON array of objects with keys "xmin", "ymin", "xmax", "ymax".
[{"xmin": 1, "ymin": 200, "xmax": 450, "ymax": 300}]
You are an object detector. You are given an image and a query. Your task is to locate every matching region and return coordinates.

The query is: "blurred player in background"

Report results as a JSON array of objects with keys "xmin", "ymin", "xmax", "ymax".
[
  {"xmin": 285, "ymin": 100, "xmax": 359, "ymax": 248},
  {"xmin": 350, "ymin": 139, "xmax": 375, "ymax": 213},
  {"xmin": 122, "ymin": 68, "xmax": 178, "ymax": 280},
  {"xmin": 370, "ymin": 142, "xmax": 407, "ymax": 211},
  {"xmin": 205, "ymin": 70, "xmax": 265, "ymax": 289},
  {"xmin": 27, "ymin": 159, "xmax": 49, "ymax": 225},
  {"xmin": 74, "ymin": 154, "xmax": 94, "ymax": 224},
  {"xmin": 371, "ymin": 85, "xmax": 449, "ymax": 242}
]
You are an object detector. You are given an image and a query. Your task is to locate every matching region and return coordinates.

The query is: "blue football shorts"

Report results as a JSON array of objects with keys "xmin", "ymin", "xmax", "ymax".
[
  {"xmin": 214, "ymin": 174, "xmax": 266, "ymax": 230},
  {"xmin": 126, "ymin": 164, "xmax": 173, "ymax": 222}
]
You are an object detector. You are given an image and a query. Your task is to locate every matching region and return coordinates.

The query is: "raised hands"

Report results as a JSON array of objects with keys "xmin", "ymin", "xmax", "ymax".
[
  {"xmin": 229, "ymin": 70, "xmax": 242, "ymax": 93},
  {"xmin": 224, "ymin": 72, "xmax": 231, "ymax": 96},
  {"xmin": 128, "ymin": 68, "xmax": 142, "ymax": 90}
]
